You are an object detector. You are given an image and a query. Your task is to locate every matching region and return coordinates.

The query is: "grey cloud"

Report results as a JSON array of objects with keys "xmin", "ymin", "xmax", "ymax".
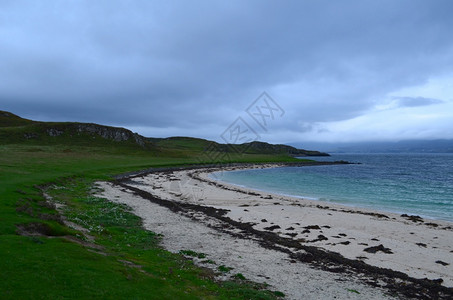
[
  {"xmin": 393, "ymin": 97, "xmax": 444, "ymax": 108},
  {"xmin": 1, "ymin": 0, "xmax": 453, "ymax": 141}
]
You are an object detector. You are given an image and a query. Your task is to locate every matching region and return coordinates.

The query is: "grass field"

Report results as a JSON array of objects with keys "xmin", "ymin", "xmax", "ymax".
[
  {"xmin": 0, "ymin": 140, "xmax": 300, "ymax": 299},
  {"xmin": 0, "ymin": 111, "xmax": 307, "ymax": 298}
]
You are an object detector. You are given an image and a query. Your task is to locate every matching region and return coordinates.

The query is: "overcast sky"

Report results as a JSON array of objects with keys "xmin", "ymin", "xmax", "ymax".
[{"xmin": 1, "ymin": 0, "xmax": 453, "ymax": 144}]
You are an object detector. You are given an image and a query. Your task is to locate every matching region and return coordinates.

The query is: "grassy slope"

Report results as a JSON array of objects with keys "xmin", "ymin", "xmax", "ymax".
[{"xmin": 0, "ymin": 113, "xmax": 301, "ymax": 299}]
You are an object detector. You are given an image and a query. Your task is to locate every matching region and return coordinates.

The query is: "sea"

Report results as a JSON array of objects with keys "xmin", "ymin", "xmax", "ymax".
[{"xmin": 211, "ymin": 153, "xmax": 453, "ymax": 222}]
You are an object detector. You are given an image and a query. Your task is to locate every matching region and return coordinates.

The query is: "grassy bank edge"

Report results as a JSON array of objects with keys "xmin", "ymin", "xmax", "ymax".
[{"xmin": 1, "ymin": 145, "xmax": 295, "ymax": 299}]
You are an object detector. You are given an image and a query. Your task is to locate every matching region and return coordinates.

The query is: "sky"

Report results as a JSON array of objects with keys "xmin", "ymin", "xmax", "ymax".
[{"xmin": 1, "ymin": 0, "xmax": 453, "ymax": 144}]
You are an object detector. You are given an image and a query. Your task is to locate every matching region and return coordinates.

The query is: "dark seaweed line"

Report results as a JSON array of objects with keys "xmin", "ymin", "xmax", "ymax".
[{"xmin": 113, "ymin": 171, "xmax": 453, "ymax": 300}]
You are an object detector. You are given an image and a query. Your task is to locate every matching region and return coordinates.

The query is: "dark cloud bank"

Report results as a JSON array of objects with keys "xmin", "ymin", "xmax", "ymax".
[{"xmin": 1, "ymin": 0, "xmax": 453, "ymax": 143}]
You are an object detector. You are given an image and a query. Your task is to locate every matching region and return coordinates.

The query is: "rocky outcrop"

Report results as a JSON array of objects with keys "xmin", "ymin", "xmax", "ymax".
[
  {"xmin": 73, "ymin": 124, "xmax": 145, "ymax": 146},
  {"xmin": 47, "ymin": 128, "xmax": 64, "ymax": 137},
  {"xmin": 24, "ymin": 132, "xmax": 39, "ymax": 139},
  {"xmin": 19, "ymin": 122, "xmax": 147, "ymax": 147}
]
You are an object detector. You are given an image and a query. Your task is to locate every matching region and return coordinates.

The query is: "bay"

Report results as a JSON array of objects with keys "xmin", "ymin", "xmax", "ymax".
[{"xmin": 211, "ymin": 153, "xmax": 453, "ymax": 222}]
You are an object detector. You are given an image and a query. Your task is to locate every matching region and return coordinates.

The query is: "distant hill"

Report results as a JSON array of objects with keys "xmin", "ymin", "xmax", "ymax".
[
  {"xmin": 151, "ymin": 137, "xmax": 328, "ymax": 156},
  {"xmin": 0, "ymin": 110, "xmax": 328, "ymax": 156},
  {"xmin": 238, "ymin": 141, "xmax": 329, "ymax": 156},
  {"xmin": 291, "ymin": 140, "xmax": 453, "ymax": 154}
]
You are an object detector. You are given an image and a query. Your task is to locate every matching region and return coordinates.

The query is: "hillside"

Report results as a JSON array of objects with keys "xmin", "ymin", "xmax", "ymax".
[
  {"xmin": 0, "ymin": 110, "xmax": 318, "ymax": 299},
  {"xmin": 0, "ymin": 111, "xmax": 34, "ymax": 127},
  {"xmin": 0, "ymin": 110, "xmax": 329, "ymax": 157},
  {"xmin": 239, "ymin": 141, "xmax": 329, "ymax": 156}
]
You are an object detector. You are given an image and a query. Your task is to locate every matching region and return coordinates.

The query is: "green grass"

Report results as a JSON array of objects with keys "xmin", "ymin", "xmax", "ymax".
[
  {"xmin": 179, "ymin": 250, "xmax": 208, "ymax": 259},
  {"xmin": 0, "ymin": 111, "xmax": 34, "ymax": 127},
  {"xmin": 0, "ymin": 111, "xmax": 307, "ymax": 298},
  {"xmin": 218, "ymin": 265, "xmax": 234, "ymax": 273},
  {"xmin": 233, "ymin": 273, "xmax": 246, "ymax": 280},
  {"xmin": 0, "ymin": 141, "xmax": 293, "ymax": 299},
  {"xmin": 155, "ymin": 136, "xmax": 214, "ymax": 152}
]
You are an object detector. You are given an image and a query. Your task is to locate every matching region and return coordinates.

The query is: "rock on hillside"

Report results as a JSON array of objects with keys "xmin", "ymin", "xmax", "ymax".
[
  {"xmin": 0, "ymin": 110, "xmax": 147, "ymax": 148},
  {"xmin": 67, "ymin": 123, "xmax": 145, "ymax": 146},
  {"xmin": 30, "ymin": 122, "xmax": 146, "ymax": 147}
]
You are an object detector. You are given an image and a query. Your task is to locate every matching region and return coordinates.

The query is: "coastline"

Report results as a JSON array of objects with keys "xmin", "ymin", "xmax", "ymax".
[
  {"xmin": 206, "ymin": 166, "xmax": 453, "ymax": 224},
  {"xmin": 100, "ymin": 163, "xmax": 453, "ymax": 299},
  {"xmin": 207, "ymin": 161, "xmax": 453, "ymax": 223}
]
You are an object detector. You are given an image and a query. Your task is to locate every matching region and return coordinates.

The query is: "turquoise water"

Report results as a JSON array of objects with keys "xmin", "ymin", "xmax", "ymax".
[{"xmin": 211, "ymin": 153, "xmax": 453, "ymax": 222}]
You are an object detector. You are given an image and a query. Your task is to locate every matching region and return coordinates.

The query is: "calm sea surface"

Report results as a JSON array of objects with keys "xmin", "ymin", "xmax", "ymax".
[{"xmin": 211, "ymin": 153, "xmax": 453, "ymax": 222}]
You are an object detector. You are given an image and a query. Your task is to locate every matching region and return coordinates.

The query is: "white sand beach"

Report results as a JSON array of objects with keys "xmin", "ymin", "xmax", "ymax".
[{"xmin": 96, "ymin": 164, "xmax": 453, "ymax": 299}]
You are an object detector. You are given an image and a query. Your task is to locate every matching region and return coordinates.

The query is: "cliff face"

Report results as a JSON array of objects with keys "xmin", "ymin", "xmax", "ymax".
[
  {"xmin": 71, "ymin": 123, "xmax": 145, "ymax": 147},
  {"xmin": 0, "ymin": 111, "xmax": 148, "ymax": 149},
  {"xmin": 24, "ymin": 122, "xmax": 147, "ymax": 147},
  {"xmin": 0, "ymin": 110, "xmax": 145, "ymax": 146}
]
